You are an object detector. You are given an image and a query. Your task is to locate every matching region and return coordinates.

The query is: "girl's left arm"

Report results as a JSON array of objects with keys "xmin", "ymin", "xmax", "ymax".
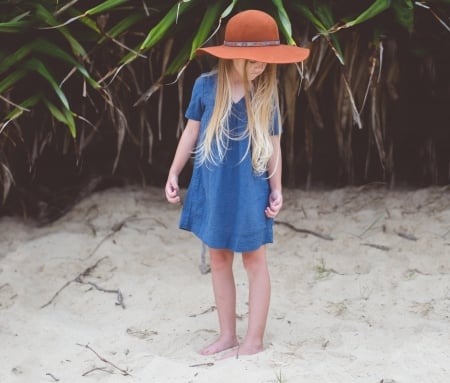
[{"xmin": 265, "ymin": 135, "xmax": 283, "ymax": 218}]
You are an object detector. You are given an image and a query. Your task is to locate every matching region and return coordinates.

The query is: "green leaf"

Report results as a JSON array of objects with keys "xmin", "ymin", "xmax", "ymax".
[
  {"xmin": 42, "ymin": 97, "xmax": 77, "ymax": 137},
  {"xmin": 118, "ymin": 0, "xmax": 199, "ymax": 66},
  {"xmin": 0, "ymin": 37, "xmax": 99, "ymax": 89},
  {"xmin": 0, "ymin": 43, "xmax": 33, "ymax": 74},
  {"xmin": 221, "ymin": 0, "xmax": 239, "ymax": 19},
  {"xmin": 0, "ymin": 69, "xmax": 28, "ymax": 94},
  {"xmin": 3, "ymin": 94, "xmax": 41, "ymax": 122},
  {"xmin": 290, "ymin": 3, "xmax": 328, "ymax": 32},
  {"xmin": 295, "ymin": 2, "xmax": 345, "ymax": 64},
  {"xmin": 84, "ymin": 0, "xmax": 130, "ymax": 16},
  {"xmin": 22, "ymin": 58, "xmax": 70, "ymax": 111},
  {"xmin": 77, "ymin": 15, "xmax": 101, "ymax": 34},
  {"xmin": 0, "ymin": 11, "xmax": 31, "ymax": 33},
  {"xmin": 63, "ymin": 107, "xmax": 77, "ymax": 138},
  {"xmin": 272, "ymin": 0, "xmax": 296, "ymax": 45},
  {"xmin": 35, "ymin": 4, "xmax": 88, "ymax": 58},
  {"xmin": 98, "ymin": 13, "xmax": 146, "ymax": 43},
  {"xmin": 31, "ymin": 39, "xmax": 100, "ymax": 89},
  {"xmin": 10, "ymin": 11, "xmax": 31, "ymax": 23},
  {"xmin": 139, "ymin": 0, "xmax": 198, "ymax": 52},
  {"xmin": 314, "ymin": 2, "xmax": 336, "ymax": 29},
  {"xmin": 167, "ymin": 38, "xmax": 192, "ymax": 75},
  {"xmin": 42, "ymin": 97, "xmax": 67, "ymax": 124},
  {"xmin": 190, "ymin": 1, "xmax": 226, "ymax": 59},
  {"xmin": 0, "ymin": 20, "xmax": 30, "ymax": 33},
  {"xmin": 343, "ymin": 0, "xmax": 391, "ymax": 28},
  {"xmin": 392, "ymin": 0, "xmax": 414, "ymax": 32}
]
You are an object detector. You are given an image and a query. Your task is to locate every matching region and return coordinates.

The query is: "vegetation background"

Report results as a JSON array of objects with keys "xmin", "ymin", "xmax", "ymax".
[{"xmin": 1, "ymin": 0, "xmax": 449, "ymax": 222}]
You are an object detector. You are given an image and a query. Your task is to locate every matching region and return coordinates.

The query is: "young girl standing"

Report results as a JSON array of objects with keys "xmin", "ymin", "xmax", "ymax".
[{"xmin": 165, "ymin": 10, "xmax": 309, "ymax": 358}]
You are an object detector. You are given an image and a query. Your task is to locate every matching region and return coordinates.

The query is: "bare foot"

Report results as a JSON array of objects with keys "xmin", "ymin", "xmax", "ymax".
[
  {"xmin": 218, "ymin": 341, "xmax": 264, "ymax": 360},
  {"xmin": 199, "ymin": 335, "xmax": 238, "ymax": 356}
]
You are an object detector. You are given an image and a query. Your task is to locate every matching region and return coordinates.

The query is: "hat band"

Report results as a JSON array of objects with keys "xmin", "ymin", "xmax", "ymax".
[{"xmin": 223, "ymin": 40, "xmax": 280, "ymax": 47}]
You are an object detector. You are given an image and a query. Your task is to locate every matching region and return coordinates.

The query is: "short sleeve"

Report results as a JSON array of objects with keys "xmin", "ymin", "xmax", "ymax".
[{"xmin": 185, "ymin": 76, "xmax": 204, "ymax": 121}]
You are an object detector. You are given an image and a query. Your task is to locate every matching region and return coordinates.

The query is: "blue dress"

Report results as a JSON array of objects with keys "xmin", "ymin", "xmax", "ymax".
[{"xmin": 179, "ymin": 72, "xmax": 280, "ymax": 252}]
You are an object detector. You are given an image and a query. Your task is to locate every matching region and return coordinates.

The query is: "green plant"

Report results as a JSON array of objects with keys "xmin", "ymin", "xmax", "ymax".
[{"xmin": 1, "ymin": 1, "xmax": 449, "ymax": 218}]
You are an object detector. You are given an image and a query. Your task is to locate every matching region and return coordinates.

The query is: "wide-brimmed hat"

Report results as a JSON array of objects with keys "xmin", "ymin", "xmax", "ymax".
[{"xmin": 196, "ymin": 10, "xmax": 310, "ymax": 64}]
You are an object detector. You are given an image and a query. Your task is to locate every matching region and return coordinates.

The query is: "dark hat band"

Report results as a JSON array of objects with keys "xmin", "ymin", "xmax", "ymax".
[{"xmin": 223, "ymin": 40, "xmax": 280, "ymax": 47}]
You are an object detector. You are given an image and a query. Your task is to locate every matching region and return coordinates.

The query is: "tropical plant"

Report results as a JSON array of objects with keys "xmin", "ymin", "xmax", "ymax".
[{"xmin": 0, "ymin": 0, "xmax": 449, "ymax": 219}]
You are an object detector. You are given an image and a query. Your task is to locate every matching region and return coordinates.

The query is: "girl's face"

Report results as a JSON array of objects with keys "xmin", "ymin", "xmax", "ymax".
[{"xmin": 232, "ymin": 59, "xmax": 267, "ymax": 81}]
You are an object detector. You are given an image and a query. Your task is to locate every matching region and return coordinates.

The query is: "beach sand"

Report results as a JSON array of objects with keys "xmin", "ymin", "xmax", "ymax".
[{"xmin": 1, "ymin": 186, "xmax": 449, "ymax": 382}]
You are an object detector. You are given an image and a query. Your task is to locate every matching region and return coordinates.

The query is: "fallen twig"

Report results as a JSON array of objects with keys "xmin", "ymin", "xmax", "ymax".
[
  {"xmin": 85, "ymin": 215, "xmax": 136, "ymax": 259},
  {"xmin": 189, "ymin": 362, "xmax": 214, "ymax": 368},
  {"xmin": 82, "ymin": 367, "xmax": 114, "ymax": 377},
  {"xmin": 40, "ymin": 257, "xmax": 124, "ymax": 309},
  {"xmin": 45, "ymin": 372, "xmax": 60, "ymax": 382},
  {"xmin": 40, "ymin": 279, "xmax": 76, "ymax": 309},
  {"xmin": 75, "ymin": 278, "xmax": 125, "ymax": 309},
  {"xmin": 40, "ymin": 257, "xmax": 107, "ymax": 308},
  {"xmin": 275, "ymin": 221, "xmax": 334, "ymax": 240},
  {"xmin": 189, "ymin": 306, "xmax": 216, "ymax": 318},
  {"xmin": 397, "ymin": 232, "xmax": 418, "ymax": 241},
  {"xmin": 77, "ymin": 343, "xmax": 130, "ymax": 376},
  {"xmin": 361, "ymin": 243, "xmax": 390, "ymax": 251},
  {"xmin": 85, "ymin": 233, "xmax": 115, "ymax": 259}
]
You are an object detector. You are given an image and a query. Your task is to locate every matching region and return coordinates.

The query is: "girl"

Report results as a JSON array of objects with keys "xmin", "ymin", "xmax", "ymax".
[{"xmin": 165, "ymin": 9, "xmax": 309, "ymax": 358}]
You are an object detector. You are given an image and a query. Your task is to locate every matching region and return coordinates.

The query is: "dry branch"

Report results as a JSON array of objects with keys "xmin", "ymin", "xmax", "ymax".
[
  {"xmin": 189, "ymin": 362, "xmax": 215, "ymax": 368},
  {"xmin": 85, "ymin": 214, "xmax": 136, "ymax": 259},
  {"xmin": 77, "ymin": 343, "xmax": 130, "ymax": 376},
  {"xmin": 40, "ymin": 256, "xmax": 124, "ymax": 309},
  {"xmin": 189, "ymin": 306, "xmax": 216, "ymax": 318},
  {"xmin": 275, "ymin": 220, "xmax": 334, "ymax": 240},
  {"xmin": 361, "ymin": 243, "xmax": 390, "ymax": 251},
  {"xmin": 45, "ymin": 372, "xmax": 60, "ymax": 382},
  {"xmin": 75, "ymin": 278, "xmax": 125, "ymax": 309},
  {"xmin": 397, "ymin": 232, "xmax": 418, "ymax": 241},
  {"xmin": 81, "ymin": 367, "xmax": 113, "ymax": 377}
]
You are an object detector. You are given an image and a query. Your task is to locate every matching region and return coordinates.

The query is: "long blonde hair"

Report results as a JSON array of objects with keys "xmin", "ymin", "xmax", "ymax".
[{"xmin": 196, "ymin": 59, "xmax": 281, "ymax": 175}]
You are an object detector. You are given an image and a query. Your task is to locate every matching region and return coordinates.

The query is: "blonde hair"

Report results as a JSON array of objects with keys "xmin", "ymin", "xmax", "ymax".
[{"xmin": 196, "ymin": 59, "xmax": 281, "ymax": 175}]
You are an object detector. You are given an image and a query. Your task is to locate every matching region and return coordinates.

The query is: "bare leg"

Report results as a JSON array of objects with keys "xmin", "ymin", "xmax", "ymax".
[
  {"xmin": 222, "ymin": 245, "xmax": 271, "ymax": 358},
  {"xmin": 200, "ymin": 248, "xmax": 238, "ymax": 355}
]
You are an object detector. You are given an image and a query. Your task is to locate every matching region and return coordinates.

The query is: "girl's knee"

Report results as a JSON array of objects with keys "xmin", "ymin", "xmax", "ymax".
[
  {"xmin": 242, "ymin": 247, "xmax": 267, "ymax": 272},
  {"xmin": 209, "ymin": 249, "xmax": 234, "ymax": 271}
]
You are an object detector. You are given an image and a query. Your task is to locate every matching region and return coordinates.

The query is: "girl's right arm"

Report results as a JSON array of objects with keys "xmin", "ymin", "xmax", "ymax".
[{"xmin": 165, "ymin": 119, "xmax": 201, "ymax": 203}]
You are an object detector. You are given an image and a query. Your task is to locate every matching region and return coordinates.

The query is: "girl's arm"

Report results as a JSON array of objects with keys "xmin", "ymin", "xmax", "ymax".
[
  {"xmin": 165, "ymin": 119, "xmax": 201, "ymax": 203},
  {"xmin": 265, "ymin": 135, "xmax": 283, "ymax": 218}
]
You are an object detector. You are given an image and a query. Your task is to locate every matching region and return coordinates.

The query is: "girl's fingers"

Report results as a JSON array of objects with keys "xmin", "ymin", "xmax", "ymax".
[
  {"xmin": 265, "ymin": 206, "xmax": 278, "ymax": 218},
  {"xmin": 165, "ymin": 181, "xmax": 180, "ymax": 203},
  {"xmin": 265, "ymin": 196, "xmax": 282, "ymax": 217}
]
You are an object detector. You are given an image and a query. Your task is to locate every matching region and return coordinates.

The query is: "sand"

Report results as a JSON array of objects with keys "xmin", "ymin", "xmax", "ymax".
[{"xmin": 0, "ymin": 186, "xmax": 449, "ymax": 383}]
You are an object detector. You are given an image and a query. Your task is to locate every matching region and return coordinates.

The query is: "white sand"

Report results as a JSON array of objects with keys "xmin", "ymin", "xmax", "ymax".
[{"xmin": 1, "ymin": 186, "xmax": 449, "ymax": 383}]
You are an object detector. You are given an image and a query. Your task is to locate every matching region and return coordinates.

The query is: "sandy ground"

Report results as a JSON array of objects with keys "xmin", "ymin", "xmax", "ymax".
[{"xmin": 0, "ymin": 186, "xmax": 449, "ymax": 383}]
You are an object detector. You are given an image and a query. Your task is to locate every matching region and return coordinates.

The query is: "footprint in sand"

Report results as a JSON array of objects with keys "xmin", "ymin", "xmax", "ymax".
[{"xmin": 126, "ymin": 327, "xmax": 158, "ymax": 340}]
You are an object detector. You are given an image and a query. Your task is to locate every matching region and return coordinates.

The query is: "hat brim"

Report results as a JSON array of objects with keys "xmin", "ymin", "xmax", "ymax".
[{"xmin": 196, "ymin": 44, "xmax": 310, "ymax": 64}]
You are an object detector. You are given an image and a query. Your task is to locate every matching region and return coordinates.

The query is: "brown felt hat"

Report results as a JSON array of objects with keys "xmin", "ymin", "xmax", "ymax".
[{"xmin": 196, "ymin": 10, "xmax": 310, "ymax": 64}]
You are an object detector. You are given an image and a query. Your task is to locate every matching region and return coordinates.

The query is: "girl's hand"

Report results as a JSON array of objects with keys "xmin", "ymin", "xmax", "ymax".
[
  {"xmin": 165, "ymin": 175, "xmax": 181, "ymax": 204},
  {"xmin": 265, "ymin": 190, "xmax": 283, "ymax": 218}
]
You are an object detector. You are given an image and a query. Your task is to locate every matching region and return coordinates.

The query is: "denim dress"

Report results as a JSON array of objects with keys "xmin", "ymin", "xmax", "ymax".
[{"xmin": 179, "ymin": 72, "xmax": 280, "ymax": 252}]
